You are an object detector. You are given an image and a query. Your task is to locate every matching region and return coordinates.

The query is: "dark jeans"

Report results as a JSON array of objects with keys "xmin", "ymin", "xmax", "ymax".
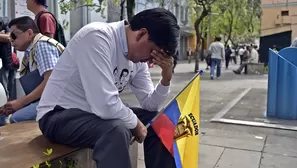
[
  {"xmin": 210, "ymin": 58, "xmax": 221, "ymax": 78},
  {"xmin": 236, "ymin": 62, "xmax": 248, "ymax": 74},
  {"xmin": 39, "ymin": 106, "xmax": 176, "ymax": 168},
  {"xmin": 225, "ymin": 56, "xmax": 230, "ymax": 68},
  {"xmin": 231, "ymin": 56, "xmax": 237, "ymax": 64},
  {"xmin": 0, "ymin": 67, "xmax": 16, "ymax": 99},
  {"xmin": 240, "ymin": 55, "xmax": 243, "ymax": 65}
]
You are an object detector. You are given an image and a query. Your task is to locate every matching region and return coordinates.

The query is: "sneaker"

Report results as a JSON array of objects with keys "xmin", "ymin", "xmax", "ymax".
[
  {"xmin": 233, "ymin": 70, "xmax": 240, "ymax": 75},
  {"xmin": 210, "ymin": 76, "xmax": 214, "ymax": 80}
]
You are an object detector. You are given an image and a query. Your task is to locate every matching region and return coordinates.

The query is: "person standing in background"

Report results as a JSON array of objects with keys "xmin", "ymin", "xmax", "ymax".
[
  {"xmin": 27, "ymin": 0, "xmax": 56, "ymax": 38},
  {"xmin": 172, "ymin": 50, "xmax": 178, "ymax": 73},
  {"xmin": 238, "ymin": 45, "xmax": 245, "ymax": 65},
  {"xmin": 187, "ymin": 47, "xmax": 192, "ymax": 63},
  {"xmin": 0, "ymin": 19, "xmax": 12, "ymax": 127},
  {"xmin": 209, "ymin": 36, "xmax": 225, "ymax": 80},
  {"xmin": 0, "ymin": 18, "xmax": 14, "ymax": 100},
  {"xmin": 291, "ymin": 37, "xmax": 297, "ymax": 48},
  {"xmin": 225, "ymin": 45, "xmax": 231, "ymax": 69},
  {"xmin": 230, "ymin": 46, "xmax": 236, "ymax": 64}
]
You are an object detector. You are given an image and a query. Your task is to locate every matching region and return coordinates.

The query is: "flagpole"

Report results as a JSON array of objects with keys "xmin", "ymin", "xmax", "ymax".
[{"xmin": 130, "ymin": 70, "xmax": 203, "ymax": 144}]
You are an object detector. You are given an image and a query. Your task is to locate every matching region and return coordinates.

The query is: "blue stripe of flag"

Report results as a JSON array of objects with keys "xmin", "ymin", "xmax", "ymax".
[
  {"xmin": 173, "ymin": 142, "xmax": 182, "ymax": 168},
  {"xmin": 164, "ymin": 100, "xmax": 181, "ymax": 126}
]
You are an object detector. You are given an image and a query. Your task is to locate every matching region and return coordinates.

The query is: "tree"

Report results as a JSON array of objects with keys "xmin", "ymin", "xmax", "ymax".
[
  {"xmin": 210, "ymin": 0, "xmax": 261, "ymax": 45},
  {"xmin": 59, "ymin": 0, "xmax": 106, "ymax": 15},
  {"xmin": 58, "ymin": 0, "xmax": 126, "ymax": 21},
  {"xmin": 126, "ymin": 0, "xmax": 135, "ymax": 21},
  {"xmin": 191, "ymin": 0, "xmax": 218, "ymax": 72}
]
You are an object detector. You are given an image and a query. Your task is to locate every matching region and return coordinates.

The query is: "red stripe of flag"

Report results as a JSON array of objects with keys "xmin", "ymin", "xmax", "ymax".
[{"xmin": 151, "ymin": 113, "xmax": 176, "ymax": 156}]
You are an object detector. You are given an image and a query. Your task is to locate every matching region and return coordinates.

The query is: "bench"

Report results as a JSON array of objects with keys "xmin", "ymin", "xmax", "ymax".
[
  {"xmin": 247, "ymin": 62, "xmax": 265, "ymax": 74},
  {"xmin": 0, "ymin": 121, "xmax": 139, "ymax": 168}
]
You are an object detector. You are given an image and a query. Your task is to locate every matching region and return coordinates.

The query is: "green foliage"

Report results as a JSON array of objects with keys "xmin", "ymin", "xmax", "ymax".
[
  {"xmin": 190, "ymin": 0, "xmax": 262, "ymax": 44},
  {"xmin": 33, "ymin": 165, "xmax": 40, "ymax": 168},
  {"xmin": 209, "ymin": 0, "xmax": 262, "ymax": 44},
  {"xmin": 58, "ymin": 0, "xmax": 105, "ymax": 15},
  {"xmin": 32, "ymin": 148, "xmax": 80, "ymax": 168},
  {"xmin": 43, "ymin": 148, "xmax": 53, "ymax": 156},
  {"xmin": 264, "ymin": 66, "xmax": 268, "ymax": 73}
]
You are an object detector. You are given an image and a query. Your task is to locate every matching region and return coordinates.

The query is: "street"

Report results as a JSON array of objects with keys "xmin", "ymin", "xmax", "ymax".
[{"xmin": 120, "ymin": 60, "xmax": 297, "ymax": 168}]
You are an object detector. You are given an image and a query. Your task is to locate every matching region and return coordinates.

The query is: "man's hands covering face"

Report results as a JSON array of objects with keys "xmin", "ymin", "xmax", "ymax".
[{"xmin": 151, "ymin": 50, "xmax": 173, "ymax": 86}]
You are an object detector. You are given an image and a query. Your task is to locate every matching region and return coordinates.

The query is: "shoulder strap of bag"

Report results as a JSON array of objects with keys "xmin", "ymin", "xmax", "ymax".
[
  {"xmin": 36, "ymin": 11, "xmax": 60, "ymax": 40},
  {"xmin": 29, "ymin": 34, "xmax": 65, "ymax": 70}
]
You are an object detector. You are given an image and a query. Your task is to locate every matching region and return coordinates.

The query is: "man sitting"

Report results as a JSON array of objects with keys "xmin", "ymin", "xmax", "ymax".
[
  {"xmin": 0, "ymin": 16, "xmax": 63, "ymax": 124},
  {"xmin": 37, "ymin": 8, "xmax": 180, "ymax": 168},
  {"xmin": 233, "ymin": 45, "xmax": 259, "ymax": 74}
]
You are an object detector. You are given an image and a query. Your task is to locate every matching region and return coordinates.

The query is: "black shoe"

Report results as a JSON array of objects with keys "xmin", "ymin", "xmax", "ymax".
[{"xmin": 233, "ymin": 70, "xmax": 240, "ymax": 74}]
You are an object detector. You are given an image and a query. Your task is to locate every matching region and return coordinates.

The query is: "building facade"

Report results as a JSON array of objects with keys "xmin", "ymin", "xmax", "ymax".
[
  {"xmin": 259, "ymin": 0, "xmax": 297, "ymax": 64},
  {"xmin": 261, "ymin": 0, "xmax": 297, "ymax": 40}
]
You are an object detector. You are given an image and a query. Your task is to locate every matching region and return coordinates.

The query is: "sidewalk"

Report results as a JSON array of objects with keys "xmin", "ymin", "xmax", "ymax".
[{"xmin": 121, "ymin": 60, "xmax": 297, "ymax": 168}]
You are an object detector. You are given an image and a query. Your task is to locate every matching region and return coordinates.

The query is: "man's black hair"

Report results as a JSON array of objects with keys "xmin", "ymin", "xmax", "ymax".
[
  {"xmin": 130, "ymin": 8, "xmax": 180, "ymax": 56},
  {"xmin": 215, "ymin": 36, "xmax": 222, "ymax": 42},
  {"xmin": 35, "ymin": 0, "xmax": 46, "ymax": 6},
  {"xmin": 9, "ymin": 16, "xmax": 40, "ymax": 33}
]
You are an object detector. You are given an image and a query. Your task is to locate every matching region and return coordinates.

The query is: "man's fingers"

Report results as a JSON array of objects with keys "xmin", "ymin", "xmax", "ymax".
[
  {"xmin": 135, "ymin": 136, "xmax": 145, "ymax": 143},
  {"xmin": 160, "ymin": 49, "xmax": 168, "ymax": 56},
  {"xmin": 151, "ymin": 54, "xmax": 172, "ymax": 66}
]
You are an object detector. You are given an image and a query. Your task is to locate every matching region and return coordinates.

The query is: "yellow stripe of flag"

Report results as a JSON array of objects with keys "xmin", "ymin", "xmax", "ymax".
[{"xmin": 175, "ymin": 75, "xmax": 200, "ymax": 168}]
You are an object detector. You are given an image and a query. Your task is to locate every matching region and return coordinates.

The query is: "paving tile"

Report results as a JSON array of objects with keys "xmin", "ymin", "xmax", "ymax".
[
  {"xmin": 138, "ymin": 144, "xmax": 144, "ymax": 160},
  {"xmin": 137, "ymin": 159, "xmax": 146, "ymax": 168},
  {"xmin": 264, "ymin": 135, "xmax": 297, "ymax": 157},
  {"xmin": 215, "ymin": 148, "xmax": 261, "ymax": 168},
  {"xmin": 260, "ymin": 153, "xmax": 297, "ymax": 168},
  {"xmin": 199, "ymin": 144, "xmax": 224, "ymax": 168},
  {"xmin": 226, "ymin": 107, "xmax": 251, "ymax": 118},
  {"xmin": 200, "ymin": 129, "xmax": 266, "ymax": 151}
]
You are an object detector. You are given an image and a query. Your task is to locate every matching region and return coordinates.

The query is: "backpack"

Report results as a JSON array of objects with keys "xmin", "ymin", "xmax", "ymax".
[
  {"xmin": 11, "ymin": 53, "xmax": 20, "ymax": 70},
  {"xmin": 36, "ymin": 11, "xmax": 67, "ymax": 47}
]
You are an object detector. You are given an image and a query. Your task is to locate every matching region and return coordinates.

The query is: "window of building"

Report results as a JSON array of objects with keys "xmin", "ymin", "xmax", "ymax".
[
  {"xmin": 137, "ymin": 3, "xmax": 146, "ymax": 13},
  {"xmin": 175, "ymin": 3, "xmax": 179, "ymax": 19},
  {"xmin": 185, "ymin": 7, "xmax": 189, "ymax": 22},
  {"xmin": 180, "ymin": 6, "xmax": 184, "ymax": 21},
  {"xmin": 281, "ymin": 10, "xmax": 289, "ymax": 16},
  {"xmin": 170, "ymin": 4, "xmax": 174, "ymax": 13}
]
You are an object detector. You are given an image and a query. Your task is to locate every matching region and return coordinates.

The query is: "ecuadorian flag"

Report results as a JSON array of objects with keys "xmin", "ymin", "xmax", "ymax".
[{"xmin": 151, "ymin": 72, "xmax": 201, "ymax": 168}]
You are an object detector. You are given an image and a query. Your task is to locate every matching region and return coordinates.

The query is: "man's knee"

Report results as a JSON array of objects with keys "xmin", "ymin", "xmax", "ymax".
[
  {"xmin": 108, "ymin": 120, "xmax": 132, "ymax": 142},
  {"xmin": 10, "ymin": 106, "xmax": 37, "ymax": 123}
]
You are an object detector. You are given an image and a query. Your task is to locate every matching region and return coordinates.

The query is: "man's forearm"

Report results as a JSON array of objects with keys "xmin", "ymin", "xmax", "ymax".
[
  {"xmin": 161, "ymin": 78, "xmax": 170, "ymax": 86},
  {"xmin": 0, "ymin": 34, "xmax": 10, "ymax": 43}
]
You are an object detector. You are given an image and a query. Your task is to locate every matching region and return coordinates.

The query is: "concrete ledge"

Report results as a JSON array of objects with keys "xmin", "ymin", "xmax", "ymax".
[
  {"xmin": 0, "ymin": 122, "xmax": 139, "ymax": 168},
  {"xmin": 247, "ymin": 63, "xmax": 265, "ymax": 74},
  {"xmin": 48, "ymin": 143, "xmax": 139, "ymax": 168}
]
